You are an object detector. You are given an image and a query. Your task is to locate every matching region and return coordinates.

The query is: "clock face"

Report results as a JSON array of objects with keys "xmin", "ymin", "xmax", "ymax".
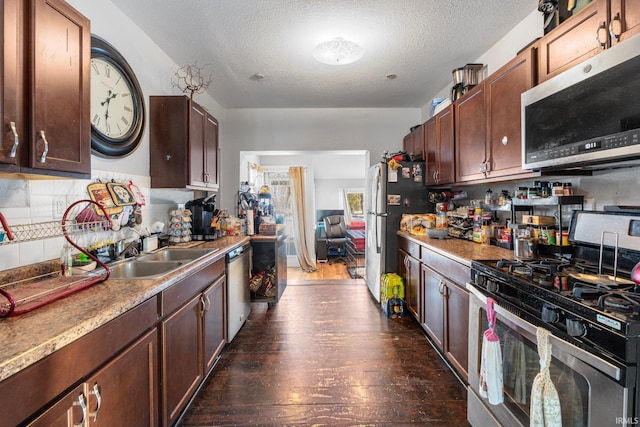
[
  {"xmin": 90, "ymin": 35, "xmax": 145, "ymax": 158},
  {"xmin": 90, "ymin": 57, "xmax": 136, "ymax": 140}
]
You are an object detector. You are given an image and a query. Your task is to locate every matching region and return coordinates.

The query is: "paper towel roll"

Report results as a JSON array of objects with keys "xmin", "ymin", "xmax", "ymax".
[{"xmin": 246, "ymin": 210, "xmax": 254, "ymax": 235}]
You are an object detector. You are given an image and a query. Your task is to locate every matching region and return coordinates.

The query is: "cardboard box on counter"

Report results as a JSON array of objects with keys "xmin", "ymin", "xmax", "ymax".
[
  {"xmin": 400, "ymin": 214, "xmax": 437, "ymax": 235},
  {"xmin": 522, "ymin": 215, "xmax": 556, "ymax": 226}
]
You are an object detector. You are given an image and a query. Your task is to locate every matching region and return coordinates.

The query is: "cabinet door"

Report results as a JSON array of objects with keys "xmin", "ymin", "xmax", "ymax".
[
  {"xmin": 444, "ymin": 282, "xmax": 469, "ymax": 382},
  {"xmin": 423, "ymin": 118, "xmax": 437, "ymax": 185},
  {"xmin": 27, "ymin": 385, "xmax": 86, "ymax": 427},
  {"xmin": 162, "ymin": 294, "xmax": 203, "ymax": 426},
  {"xmin": 203, "ymin": 275, "xmax": 226, "ymax": 373},
  {"xmin": 611, "ymin": 0, "xmax": 640, "ymax": 44},
  {"xmin": 0, "ymin": 0, "xmax": 22, "ymax": 171},
  {"xmin": 421, "ymin": 265, "xmax": 444, "ymax": 350},
  {"xmin": 30, "ymin": 0, "xmax": 90, "ymax": 175},
  {"xmin": 87, "ymin": 329, "xmax": 158, "ymax": 426},
  {"xmin": 436, "ymin": 105, "xmax": 455, "ymax": 185},
  {"xmin": 399, "ymin": 250, "xmax": 421, "ymax": 322},
  {"xmin": 455, "ymin": 84, "xmax": 486, "ymax": 182},
  {"xmin": 411, "ymin": 125, "xmax": 424, "ymax": 160},
  {"xmin": 485, "ymin": 48, "xmax": 535, "ymax": 178},
  {"xmin": 402, "ymin": 132, "xmax": 412, "ymax": 155},
  {"xmin": 188, "ymin": 102, "xmax": 207, "ymax": 188},
  {"xmin": 538, "ymin": 0, "xmax": 608, "ymax": 83},
  {"xmin": 203, "ymin": 113, "xmax": 219, "ymax": 189}
]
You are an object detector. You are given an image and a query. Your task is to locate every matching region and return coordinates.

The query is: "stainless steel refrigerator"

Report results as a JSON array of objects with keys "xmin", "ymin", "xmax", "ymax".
[{"xmin": 365, "ymin": 161, "xmax": 432, "ymax": 302}]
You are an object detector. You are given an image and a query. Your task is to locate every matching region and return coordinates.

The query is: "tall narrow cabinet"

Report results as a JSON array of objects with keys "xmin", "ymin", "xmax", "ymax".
[{"xmin": 150, "ymin": 96, "xmax": 219, "ymax": 191}]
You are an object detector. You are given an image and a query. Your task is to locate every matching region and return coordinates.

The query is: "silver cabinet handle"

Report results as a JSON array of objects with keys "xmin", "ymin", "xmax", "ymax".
[
  {"xmin": 609, "ymin": 13, "xmax": 622, "ymax": 41},
  {"xmin": 39, "ymin": 130, "xmax": 49, "ymax": 163},
  {"xmin": 596, "ymin": 21, "xmax": 608, "ymax": 48},
  {"xmin": 199, "ymin": 295, "xmax": 207, "ymax": 316},
  {"xmin": 9, "ymin": 122, "xmax": 18, "ymax": 158},
  {"xmin": 72, "ymin": 392, "xmax": 87, "ymax": 427},
  {"xmin": 89, "ymin": 383, "xmax": 102, "ymax": 422},
  {"xmin": 205, "ymin": 294, "xmax": 211, "ymax": 311}
]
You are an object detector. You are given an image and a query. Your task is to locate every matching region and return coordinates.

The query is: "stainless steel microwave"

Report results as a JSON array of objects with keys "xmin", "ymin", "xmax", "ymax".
[{"xmin": 522, "ymin": 34, "xmax": 640, "ymax": 170}]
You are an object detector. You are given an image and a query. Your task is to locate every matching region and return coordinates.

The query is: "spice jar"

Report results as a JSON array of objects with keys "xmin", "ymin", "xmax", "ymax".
[
  {"xmin": 540, "ymin": 181, "xmax": 551, "ymax": 198},
  {"xmin": 516, "ymin": 187, "xmax": 528, "ymax": 199},
  {"xmin": 563, "ymin": 183, "xmax": 573, "ymax": 196},
  {"xmin": 552, "ymin": 182, "xmax": 564, "ymax": 197},
  {"xmin": 485, "ymin": 189, "xmax": 494, "ymax": 205}
]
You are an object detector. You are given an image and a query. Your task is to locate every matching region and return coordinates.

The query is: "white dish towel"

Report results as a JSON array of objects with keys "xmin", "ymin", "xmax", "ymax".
[
  {"xmin": 479, "ymin": 298, "xmax": 504, "ymax": 405},
  {"xmin": 530, "ymin": 327, "xmax": 562, "ymax": 427}
]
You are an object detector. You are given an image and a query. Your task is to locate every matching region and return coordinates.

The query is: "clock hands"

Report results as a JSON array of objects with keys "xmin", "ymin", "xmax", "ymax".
[{"xmin": 101, "ymin": 90, "xmax": 119, "ymax": 124}]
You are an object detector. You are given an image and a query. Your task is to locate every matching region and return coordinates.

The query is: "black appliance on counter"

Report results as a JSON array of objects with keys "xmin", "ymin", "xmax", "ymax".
[
  {"xmin": 467, "ymin": 209, "xmax": 640, "ymax": 426},
  {"xmin": 186, "ymin": 195, "xmax": 219, "ymax": 240}
]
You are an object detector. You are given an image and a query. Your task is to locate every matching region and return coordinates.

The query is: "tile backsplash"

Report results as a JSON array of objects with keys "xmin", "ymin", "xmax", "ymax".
[{"xmin": 0, "ymin": 170, "xmax": 195, "ymax": 271}]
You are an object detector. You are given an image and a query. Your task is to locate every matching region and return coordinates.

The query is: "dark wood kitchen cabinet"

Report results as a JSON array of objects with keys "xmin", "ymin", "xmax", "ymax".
[
  {"xmin": 402, "ymin": 125, "xmax": 424, "ymax": 161},
  {"xmin": 455, "ymin": 84, "xmax": 486, "ymax": 182},
  {"xmin": 484, "ymin": 48, "xmax": 536, "ymax": 178},
  {"xmin": 424, "ymin": 104, "xmax": 454, "ymax": 186},
  {"xmin": 456, "ymin": 48, "xmax": 536, "ymax": 183},
  {"xmin": 420, "ymin": 250, "xmax": 469, "ymax": 382},
  {"xmin": 0, "ymin": 0, "xmax": 91, "ymax": 178},
  {"xmin": 161, "ymin": 260, "xmax": 226, "ymax": 426},
  {"xmin": 398, "ymin": 238, "xmax": 422, "ymax": 323},
  {"xmin": 150, "ymin": 95, "xmax": 219, "ymax": 191},
  {"xmin": 538, "ymin": 0, "xmax": 640, "ymax": 83},
  {"xmin": 28, "ymin": 328, "xmax": 158, "ymax": 427},
  {"xmin": 0, "ymin": 297, "xmax": 159, "ymax": 427}
]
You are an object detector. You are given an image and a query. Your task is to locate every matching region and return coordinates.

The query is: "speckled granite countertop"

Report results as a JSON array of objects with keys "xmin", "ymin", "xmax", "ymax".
[
  {"xmin": 398, "ymin": 231, "xmax": 515, "ymax": 266},
  {"xmin": 0, "ymin": 236, "xmax": 249, "ymax": 383}
]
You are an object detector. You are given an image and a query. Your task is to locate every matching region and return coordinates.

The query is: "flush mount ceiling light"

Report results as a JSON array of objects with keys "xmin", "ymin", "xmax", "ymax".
[{"xmin": 312, "ymin": 37, "xmax": 364, "ymax": 65}]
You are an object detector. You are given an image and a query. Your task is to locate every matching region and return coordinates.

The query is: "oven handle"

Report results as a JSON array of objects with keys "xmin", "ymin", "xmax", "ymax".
[{"xmin": 466, "ymin": 283, "xmax": 623, "ymax": 381}]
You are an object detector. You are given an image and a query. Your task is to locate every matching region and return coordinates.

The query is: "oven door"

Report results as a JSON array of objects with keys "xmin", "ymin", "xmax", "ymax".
[{"xmin": 467, "ymin": 284, "xmax": 633, "ymax": 427}]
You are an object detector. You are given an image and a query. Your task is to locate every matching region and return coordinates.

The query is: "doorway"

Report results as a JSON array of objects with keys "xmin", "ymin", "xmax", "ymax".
[{"xmin": 239, "ymin": 150, "xmax": 369, "ymax": 281}]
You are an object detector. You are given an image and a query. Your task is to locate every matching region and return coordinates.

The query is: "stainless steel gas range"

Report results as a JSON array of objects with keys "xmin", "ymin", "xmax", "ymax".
[{"xmin": 467, "ymin": 209, "xmax": 640, "ymax": 427}]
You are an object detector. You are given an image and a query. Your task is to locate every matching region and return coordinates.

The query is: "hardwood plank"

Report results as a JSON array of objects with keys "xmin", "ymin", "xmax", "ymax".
[{"xmin": 179, "ymin": 281, "xmax": 469, "ymax": 426}]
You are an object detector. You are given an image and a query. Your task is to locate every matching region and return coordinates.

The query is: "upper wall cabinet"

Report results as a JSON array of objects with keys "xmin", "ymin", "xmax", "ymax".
[
  {"xmin": 538, "ymin": 0, "xmax": 640, "ymax": 83},
  {"xmin": 149, "ymin": 96, "xmax": 219, "ymax": 191},
  {"xmin": 424, "ymin": 104, "xmax": 454, "ymax": 186},
  {"xmin": 402, "ymin": 125, "xmax": 424, "ymax": 161},
  {"xmin": 456, "ymin": 48, "xmax": 536, "ymax": 182},
  {"xmin": 0, "ymin": 0, "xmax": 91, "ymax": 178}
]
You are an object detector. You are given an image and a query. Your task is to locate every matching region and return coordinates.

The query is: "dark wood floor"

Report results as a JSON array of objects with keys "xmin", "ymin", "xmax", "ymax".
[{"xmin": 179, "ymin": 281, "xmax": 469, "ymax": 426}]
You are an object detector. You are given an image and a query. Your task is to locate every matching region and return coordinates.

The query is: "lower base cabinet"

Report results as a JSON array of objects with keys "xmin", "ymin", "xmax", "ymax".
[
  {"xmin": 28, "ymin": 328, "xmax": 158, "ymax": 426},
  {"xmin": 421, "ymin": 264, "xmax": 469, "ymax": 381},
  {"xmin": 161, "ymin": 272, "xmax": 226, "ymax": 426},
  {"xmin": 399, "ymin": 235, "xmax": 470, "ymax": 383}
]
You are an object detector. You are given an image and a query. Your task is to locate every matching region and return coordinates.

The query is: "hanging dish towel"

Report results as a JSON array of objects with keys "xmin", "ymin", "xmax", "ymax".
[
  {"xmin": 530, "ymin": 328, "xmax": 562, "ymax": 427},
  {"xmin": 479, "ymin": 298, "xmax": 504, "ymax": 405}
]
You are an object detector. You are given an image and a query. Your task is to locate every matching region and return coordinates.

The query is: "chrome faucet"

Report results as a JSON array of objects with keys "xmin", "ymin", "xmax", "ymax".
[
  {"xmin": 111, "ymin": 239, "xmax": 140, "ymax": 260},
  {"xmin": 0, "ymin": 213, "xmax": 15, "ymax": 241}
]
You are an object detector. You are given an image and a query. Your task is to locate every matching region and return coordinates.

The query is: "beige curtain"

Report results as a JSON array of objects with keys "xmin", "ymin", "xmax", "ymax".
[{"xmin": 288, "ymin": 166, "xmax": 317, "ymax": 272}]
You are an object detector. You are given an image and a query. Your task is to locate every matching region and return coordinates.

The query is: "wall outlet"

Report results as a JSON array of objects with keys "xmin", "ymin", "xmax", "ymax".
[{"xmin": 53, "ymin": 197, "xmax": 66, "ymax": 218}]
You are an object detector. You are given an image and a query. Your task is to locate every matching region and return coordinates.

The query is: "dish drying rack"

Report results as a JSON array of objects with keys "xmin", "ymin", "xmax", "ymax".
[{"xmin": 0, "ymin": 200, "xmax": 113, "ymax": 317}]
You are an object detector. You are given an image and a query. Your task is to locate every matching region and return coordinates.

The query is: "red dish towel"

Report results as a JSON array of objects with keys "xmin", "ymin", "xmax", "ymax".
[{"xmin": 479, "ymin": 298, "xmax": 504, "ymax": 405}]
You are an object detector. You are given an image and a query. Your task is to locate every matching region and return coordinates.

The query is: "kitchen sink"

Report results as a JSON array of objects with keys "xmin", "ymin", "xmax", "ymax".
[
  {"xmin": 136, "ymin": 247, "xmax": 219, "ymax": 262},
  {"xmin": 107, "ymin": 260, "xmax": 184, "ymax": 279}
]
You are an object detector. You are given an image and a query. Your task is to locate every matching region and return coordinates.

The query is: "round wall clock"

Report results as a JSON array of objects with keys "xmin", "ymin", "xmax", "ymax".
[{"xmin": 90, "ymin": 35, "xmax": 145, "ymax": 157}]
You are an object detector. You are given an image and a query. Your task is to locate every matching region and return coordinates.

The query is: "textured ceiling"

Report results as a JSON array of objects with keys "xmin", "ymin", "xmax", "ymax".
[{"xmin": 110, "ymin": 0, "xmax": 539, "ymax": 109}]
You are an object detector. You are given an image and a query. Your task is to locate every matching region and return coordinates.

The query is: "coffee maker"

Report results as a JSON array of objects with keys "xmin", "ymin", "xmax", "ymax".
[{"xmin": 186, "ymin": 195, "xmax": 219, "ymax": 240}]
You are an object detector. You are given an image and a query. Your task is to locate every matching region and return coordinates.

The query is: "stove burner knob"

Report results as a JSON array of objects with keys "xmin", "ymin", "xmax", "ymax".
[
  {"xmin": 486, "ymin": 280, "xmax": 499, "ymax": 293},
  {"xmin": 475, "ymin": 274, "xmax": 487, "ymax": 287},
  {"xmin": 542, "ymin": 305, "xmax": 560, "ymax": 323},
  {"xmin": 566, "ymin": 318, "xmax": 587, "ymax": 337}
]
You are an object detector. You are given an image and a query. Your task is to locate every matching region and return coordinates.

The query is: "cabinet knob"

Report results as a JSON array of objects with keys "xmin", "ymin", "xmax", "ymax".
[
  {"xmin": 165, "ymin": 154, "xmax": 172, "ymax": 161},
  {"xmin": 9, "ymin": 121, "xmax": 19, "ymax": 158},
  {"xmin": 501, "ymin": 136, "xmax": 508, "ymax": 146},
  {"xmin": 38, "ymin": 131, "xmax": 49, "ymax": 163}
]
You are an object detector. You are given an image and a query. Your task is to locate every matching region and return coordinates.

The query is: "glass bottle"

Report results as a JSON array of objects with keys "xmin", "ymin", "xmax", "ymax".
[{"xmin": 60, "ymin": 242, "xmax": 73, "ymax": 277}]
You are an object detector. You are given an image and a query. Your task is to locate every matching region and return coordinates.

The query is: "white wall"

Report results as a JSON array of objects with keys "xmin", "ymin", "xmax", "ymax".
[{"xmin": 220, "ymin": 108, "xmax": 418, "ymax": 210}]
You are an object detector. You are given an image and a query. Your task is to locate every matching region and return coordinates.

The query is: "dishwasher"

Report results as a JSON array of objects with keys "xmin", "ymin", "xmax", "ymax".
[{"xmin": 226, "ymin": 243, "xmax": 252, "ymax": 342}]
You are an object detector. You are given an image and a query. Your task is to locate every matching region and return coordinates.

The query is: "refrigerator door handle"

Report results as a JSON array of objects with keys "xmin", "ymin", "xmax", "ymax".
[{"xmin": 374, "ymin": 167, "xmax": 382, "ymax": 253}]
